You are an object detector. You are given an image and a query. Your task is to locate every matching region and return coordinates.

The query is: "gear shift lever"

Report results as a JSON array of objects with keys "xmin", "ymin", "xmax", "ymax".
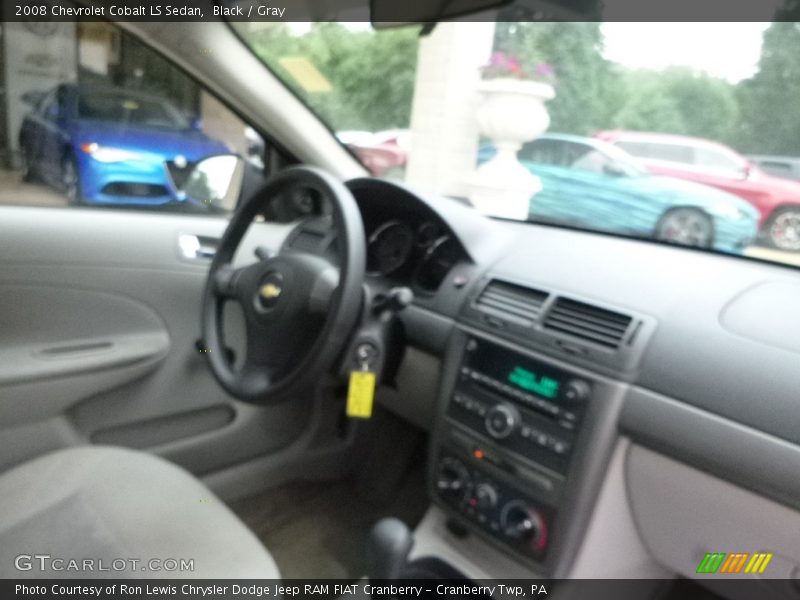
[{"xmin": 367, "ymin": 518, "xmax": 414, "ymax": 581}]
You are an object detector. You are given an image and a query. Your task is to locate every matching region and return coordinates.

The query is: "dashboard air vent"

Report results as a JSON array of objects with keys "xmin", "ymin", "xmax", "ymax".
[
  {"xmin": 544, "ymin": 297, "xmax": 632, "ymax": 349},
  {"xmin": 474, "ymin": 280, "xmax": 549, "ymax": 326}
]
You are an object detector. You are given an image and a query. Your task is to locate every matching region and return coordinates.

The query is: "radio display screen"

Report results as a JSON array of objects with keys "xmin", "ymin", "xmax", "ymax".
[
  {"xmin": 466, "ymin": 339, "xmax": 567, "ymax": 401},
  {"xmin": 508, "ymin": 366, "xmax": 559, "ymax": 399}
]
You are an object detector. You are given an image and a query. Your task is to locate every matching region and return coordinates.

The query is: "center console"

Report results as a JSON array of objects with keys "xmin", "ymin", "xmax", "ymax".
[{"xmin": 430, "ymin": 330, "xmax": 611, "ymax": 572}]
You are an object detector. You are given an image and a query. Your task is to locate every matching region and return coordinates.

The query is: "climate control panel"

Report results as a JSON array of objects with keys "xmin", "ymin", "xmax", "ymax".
[
  {"xmin": 434, "ymin": 451, "xmax": 553, "ymax": 560},
  {"xmin": 430, "ymin": 335, "xmax": 598, "ymax": 564}
]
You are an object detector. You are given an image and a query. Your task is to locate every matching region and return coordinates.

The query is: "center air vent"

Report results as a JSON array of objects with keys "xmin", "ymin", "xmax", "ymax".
[
  {"xmin": 543, "ymin": 297, "xmax": 632, "ymax": 349},
  {"xmin": 474, "ymin": 280, "xmax": 549, "ymax": 327}
]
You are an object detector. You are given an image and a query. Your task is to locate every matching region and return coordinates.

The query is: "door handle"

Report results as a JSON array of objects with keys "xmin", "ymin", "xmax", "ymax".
[{"xmin": 178, "ymin": 233, "xmax": 218, "ymax": 260}]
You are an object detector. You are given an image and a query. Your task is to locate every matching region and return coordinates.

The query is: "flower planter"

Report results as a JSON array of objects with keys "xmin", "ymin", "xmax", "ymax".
[{"xmin": 469, "ymin": 78, "xmax": 555, "ymax": 220}]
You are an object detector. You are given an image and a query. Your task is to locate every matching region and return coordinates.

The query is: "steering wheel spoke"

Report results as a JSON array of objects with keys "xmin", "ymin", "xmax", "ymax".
[{"xmin": 212, "ymin": 263, "xmax": 244, "ymax": 299}]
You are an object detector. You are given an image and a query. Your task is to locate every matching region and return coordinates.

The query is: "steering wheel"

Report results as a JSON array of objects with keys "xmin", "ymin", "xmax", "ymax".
[{"xmin": 201, "ymin": 166, "xmax": 365, "ymax": 404}]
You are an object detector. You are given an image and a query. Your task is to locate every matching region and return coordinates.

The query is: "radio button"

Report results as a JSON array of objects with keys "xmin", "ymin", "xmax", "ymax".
[
  {"xmin": 565, "ymin": 379, "xmax": 591, "ymax": 402},
  {"xmin": 558, "ymin": 418, "xmax": 576, "ymax": 431},
  {"xmin": 533, "ymin": 432, "xmax": 549, "ymax": 447},
  {"xmin": 485, "ymin": 404, "xmax": 519, "ymax": 439}
]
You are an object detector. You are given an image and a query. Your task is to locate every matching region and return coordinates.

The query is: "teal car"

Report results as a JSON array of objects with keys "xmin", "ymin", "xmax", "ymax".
[{"xmin": 480, "ymin": 134, "xmax": 759, "ymax": 253}]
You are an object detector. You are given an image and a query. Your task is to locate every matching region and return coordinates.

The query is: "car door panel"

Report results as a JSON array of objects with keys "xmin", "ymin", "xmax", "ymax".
[{"xmin": 0, "ymin": 205, "xmax": 314, "ymax": 479}]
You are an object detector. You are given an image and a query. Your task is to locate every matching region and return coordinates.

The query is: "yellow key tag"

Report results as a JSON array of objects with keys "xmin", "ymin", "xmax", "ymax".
[{"xmin": 346, "ymin": 370, "xmax": 376, "ymax": 419}]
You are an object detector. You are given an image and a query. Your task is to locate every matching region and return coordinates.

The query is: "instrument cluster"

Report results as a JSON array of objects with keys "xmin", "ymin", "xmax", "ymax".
[{"xmin": 365, "ymin": 217, "xmax": 463, "ymax": 292}]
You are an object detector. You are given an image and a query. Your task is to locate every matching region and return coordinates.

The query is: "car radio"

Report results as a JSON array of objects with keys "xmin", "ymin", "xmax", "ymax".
[
  {"xmin": 449, "ymin": 336, "xmax": 590, "ymax": 474},
  {"xmin": 432, "ymin": 335, "xmax": 595, "ymax": 563}
]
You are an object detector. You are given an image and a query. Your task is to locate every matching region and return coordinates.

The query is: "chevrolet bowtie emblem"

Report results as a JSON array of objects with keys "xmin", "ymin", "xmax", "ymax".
[{"xmin": 259, "ymin": 283, "xmax": 282, "ymax": 299}]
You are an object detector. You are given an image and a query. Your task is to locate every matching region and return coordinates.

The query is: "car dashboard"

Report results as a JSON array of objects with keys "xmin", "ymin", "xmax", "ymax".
[{"xmin": 278, "ymin": 176, "xmax": 800, "ymax": 582}]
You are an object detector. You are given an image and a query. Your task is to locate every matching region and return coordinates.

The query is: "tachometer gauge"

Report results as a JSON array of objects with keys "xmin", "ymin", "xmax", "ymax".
[
  {"xmin": 367, "ymin": 220, "xmax": 415, "ymax": 276},
  {"xmin": 416, "ymin": 221, "xmax": 440, "ymax": 248}
]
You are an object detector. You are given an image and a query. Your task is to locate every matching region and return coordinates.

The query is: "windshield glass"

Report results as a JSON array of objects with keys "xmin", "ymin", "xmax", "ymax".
[
  {"xmin": 79, "ymin": 91, "xmax": 190, "ymax": 130},
  {"xmin": 236, "ymin": 21, "xmax": 800, "ymax": 266}
]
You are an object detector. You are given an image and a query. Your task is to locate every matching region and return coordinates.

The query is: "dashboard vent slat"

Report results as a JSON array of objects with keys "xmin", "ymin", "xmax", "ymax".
[
  {"xmin": 544, "ymin": 297, "xmax": 632, "ymax": 349},
  {"xmin": 474, "ymin": 280, "xmax": 549, "ymax": 327}
]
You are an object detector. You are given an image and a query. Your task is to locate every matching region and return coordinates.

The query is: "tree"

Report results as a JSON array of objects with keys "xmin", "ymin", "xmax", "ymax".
[
  {"xmin": 609, "ymin": 68, "xmax": 739, "ymax": 144},
  {"xmin": 493, "ymin": 22, "xmax": 619, "ymax": 135},
  {"xmin": 735, "ymin": 23, "xmax": 800, "ymax": 154},
  {"xmin": 243, "ymin": 23, "xmax": 420, "ymax": 132}
]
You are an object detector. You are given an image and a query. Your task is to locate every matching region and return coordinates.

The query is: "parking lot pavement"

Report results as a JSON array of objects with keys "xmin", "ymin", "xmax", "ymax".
[
  {"xmin": 744, "ymin": 246, "xmax": 800, "ymax": 267},
  {"xmin": 0, "ymin": 169, "xmax": 68, "ymax": 208}
]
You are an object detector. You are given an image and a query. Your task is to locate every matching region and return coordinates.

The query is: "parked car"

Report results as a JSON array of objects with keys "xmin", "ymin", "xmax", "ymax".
[
  {"xmin": 595, "ymin": 130, "xmax": 800, "ymax": 251},
  {"xmin": 338, "ymin": 128, "xmax": 409, "ymax": 179},
  {"xmin": 747, "ymin": 154, "xmax": 800, "ymax": 181},
  {"xmin": 480, "ymin": 134, "xmax": 759, "ymax": 253},
  {"xmin": 19, "ymin": 83, "xmax": 230, "ymax": 208}
]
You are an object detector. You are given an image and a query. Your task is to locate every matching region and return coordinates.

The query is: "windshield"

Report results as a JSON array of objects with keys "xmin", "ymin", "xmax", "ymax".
[
  {"xmin": 236, "ymin": 21, "xmax": 800, "ymax": 266},
  {"xmin": 79, "ymin": 91, "xmax": 190, "ymax": 130}
]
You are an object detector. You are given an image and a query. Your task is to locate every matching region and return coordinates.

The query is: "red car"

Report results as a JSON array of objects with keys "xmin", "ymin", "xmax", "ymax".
[
  {"xmin": 595, "ymin": 130, "xmax": 800, "ymax": 251},
  {"xmin": 339, "ymin": 129, "xmax": 409, "ymax": 179}
]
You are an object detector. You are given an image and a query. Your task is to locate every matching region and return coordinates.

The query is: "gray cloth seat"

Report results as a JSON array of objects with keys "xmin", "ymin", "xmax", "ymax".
[{"xmin": 0, "ymin": 445, "xmax": 280, "ymax": 578}]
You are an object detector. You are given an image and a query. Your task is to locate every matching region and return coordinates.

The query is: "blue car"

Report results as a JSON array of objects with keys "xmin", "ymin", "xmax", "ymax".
[
  {"xmin": 479, "ymin": 134, "xmax": 759, "ymax": 253},
  {"xmin": 18, "ymin": 83, "xmax": 230, "ymax": 208}
]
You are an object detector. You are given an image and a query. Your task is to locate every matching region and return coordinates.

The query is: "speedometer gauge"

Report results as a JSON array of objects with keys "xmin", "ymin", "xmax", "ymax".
[{"xmin": 367, "ymin": 220, "xmax": 415, "ymax": 276}]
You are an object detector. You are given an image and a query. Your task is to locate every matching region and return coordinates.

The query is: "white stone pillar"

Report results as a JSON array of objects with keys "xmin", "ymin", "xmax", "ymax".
[{"xmin": 405, "ymin": 22, "xmax": 496, "ymax": 199}]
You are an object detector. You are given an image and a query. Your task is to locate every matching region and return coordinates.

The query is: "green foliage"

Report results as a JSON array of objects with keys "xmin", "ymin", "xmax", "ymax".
[
  {"xmin": 243, "ymin": 23, "xmax": 419, "ymax": 132},
  {"xmin": 494, "ymin": 23, "xmax": 617, "ymax": 135},
  {"xmin": 240, "ymin": 22, "xmax": 800, "ymax": 157},
  {"xmin": 734, "ymin": 23, "xmax": 800, "ymax": 154},
  {"xmin": 610, "ymin": 68, "xmax": 740, "ymax": 145}
]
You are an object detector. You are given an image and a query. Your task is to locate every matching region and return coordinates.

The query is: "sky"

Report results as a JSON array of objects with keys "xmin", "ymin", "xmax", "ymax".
[
  {"xmin": 601, "ymin": 23, "xmax": 770, "ymax": 83},
  {"xmin": 291, "ymin": 22, "xmax": 771, "ymax": 84}
]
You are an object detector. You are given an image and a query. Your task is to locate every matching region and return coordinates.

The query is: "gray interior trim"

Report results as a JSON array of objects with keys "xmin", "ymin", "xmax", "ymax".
[
  {"xmin": 377, "ymin": 347, "xmax": 442, "ymax": 432},
  {"xmin": 568, "ymin": 438, "xmax": 671, "ymax": 579},
  {"xmin": 719, "ymin": 280, "xmax": 800, "ymax": 354},
  {"xmin": 620, "ymin": 386, "xmax": 800, "ymax": 512},
  {"xmin": 627, "ymin": 444, "xmax": 800, "ymax": 595}
]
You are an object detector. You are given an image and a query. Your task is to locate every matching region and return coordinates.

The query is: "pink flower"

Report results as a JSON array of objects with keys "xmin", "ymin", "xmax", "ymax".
[
  {"xmin": 489, "ymin": 51, "xmax": 509, "ymax": 67},
  {"xmin": 481, "ymin": 53, "xmax": 556, "ymax": 81}
]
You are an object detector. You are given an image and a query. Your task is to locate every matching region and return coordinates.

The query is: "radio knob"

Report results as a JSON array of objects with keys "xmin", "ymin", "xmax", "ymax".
[
  {"xmin": 500, "ymin": 500, "xmax": 546, "ymax": 548},
  {"xmin": 565, "ymin": 379, "xmax": 591, "ymax": 402},
  {"xmin": 436, "ymin": 457, "xmax": 471, "ymax": 502},
  {"xmin": 473, "ymin": 483, "xmax": 499, "ymax": 510},
  {"xmin": 484, "ymin": 403, "xmax": 519, "ymax": 439}
]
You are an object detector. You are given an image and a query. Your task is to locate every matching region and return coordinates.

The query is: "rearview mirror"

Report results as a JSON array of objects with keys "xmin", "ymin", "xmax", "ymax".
[
  {"xmin": 371, "ymin": 0, "xmax": 511, "ymax": 27},
  {"xmin": 181, "ymin": 154, "xmax": 243, "ymax": 211}
]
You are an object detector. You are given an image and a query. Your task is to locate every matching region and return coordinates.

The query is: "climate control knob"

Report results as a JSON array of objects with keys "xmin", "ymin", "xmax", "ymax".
[
  {"xmin": 484, "ymin": 403, "xmax": 520, "ymax": 439},
  {"xmin": 436, "ymin": 457, "xmax": 471, "ymax": 502},
  {"xmin": 500, "ymin": 500, "xmax": 546, "ymax": 549},
  {"xmin": 473, "ymin": 483, "xmax": 499, "ymax": 511}
]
